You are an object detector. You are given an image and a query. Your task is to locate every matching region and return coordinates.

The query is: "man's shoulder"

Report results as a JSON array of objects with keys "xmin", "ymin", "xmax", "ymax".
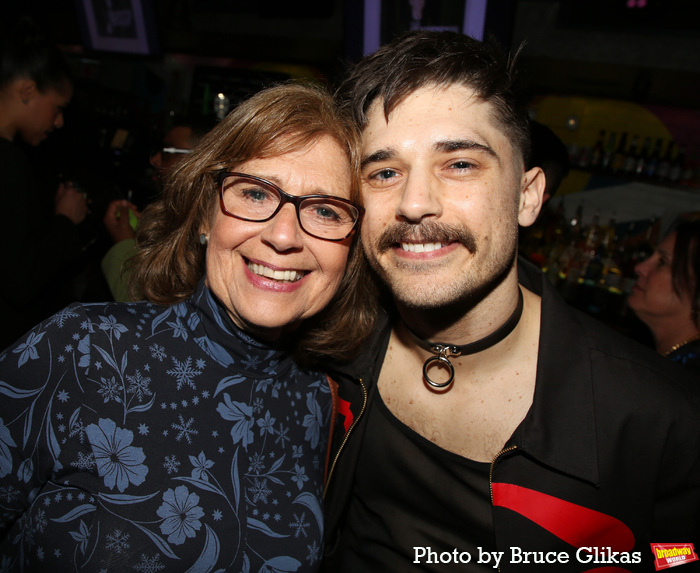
[
  {"xmin": 326, "ymin": 307, "xmax": 392, "ymax": 384},
  {"xmin": 575, "ymin": 309, "xmax": 700, "ymax": 411}
]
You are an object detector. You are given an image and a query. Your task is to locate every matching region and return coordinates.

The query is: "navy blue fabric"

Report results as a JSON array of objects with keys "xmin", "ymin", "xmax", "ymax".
[{"xmin": 0, "ymin": 280, "xmax": 331, "ymax": 571}]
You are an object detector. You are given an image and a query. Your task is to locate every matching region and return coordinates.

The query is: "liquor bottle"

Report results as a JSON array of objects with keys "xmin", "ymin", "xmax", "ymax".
[
  {"xmin": 577, "ymin": 145, "xmax": 592, "ymax": 169},
  {"xmin": 569, "ymin": 204, "xmax": 584, "ymax": 244},
  {"xmin": 634, "ymin": 137, "xmax": 651, "ymax": 177},
  {"xmin": 590, "ymin": 130, "xmax": 606, "ymax": 170},
  {"xmin": 623, "ymin": 135, "xmax": 639, "ymax": 174},
  {"xmin": 669, "ymin": 144, "xmax": 686, "ymax": 183},
  {"xmin": 611, "ymin": 132, "xmax": 628, "ymax": 173},
  {"xmin": 657, "ymin": 140, "xmax": 676, "ymax": 182},
  {"xmin": 644, "ymin": 138, "xmax": 663, "ymax": 179},
  {"xmin": 681, "ymin": 147, "xmax": 698, "ymax": 185},
  {"xmin": 601, "ymin": 132, "xmax": 617, "ymax": 171},
  {"xmin": 584, "ymin": 210, "xmax": 601, "ymax": 251}
]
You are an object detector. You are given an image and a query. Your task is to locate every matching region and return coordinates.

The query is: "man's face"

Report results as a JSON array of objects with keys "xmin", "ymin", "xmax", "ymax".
[
  {"xmin": 151, "ymin": 125, "xmax": 194, "ymax": 180},
  {"xmin": 359, "ymin": 84, "xmax": 542, "ymax": 310},
  {"xmin": 21, "ymin": 84, "xmax": 72, "ymax": 146}
]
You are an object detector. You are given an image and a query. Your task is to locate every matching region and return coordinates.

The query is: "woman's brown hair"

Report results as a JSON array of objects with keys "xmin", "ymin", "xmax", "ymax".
[{"xmin": 129, "ymin": 81, "xmax": 378, "ymax": 362}]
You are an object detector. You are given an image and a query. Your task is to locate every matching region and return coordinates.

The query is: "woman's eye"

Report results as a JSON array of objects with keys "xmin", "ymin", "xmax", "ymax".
[{"xmin": 242, "ymin": 187, "xmax": 271, "ymax": 201}]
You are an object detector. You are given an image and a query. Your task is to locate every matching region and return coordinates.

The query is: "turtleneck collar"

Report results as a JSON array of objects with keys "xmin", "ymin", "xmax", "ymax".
[{"xmin": 180, "ymin": 279, "xmax": 296, "ymax": 379}]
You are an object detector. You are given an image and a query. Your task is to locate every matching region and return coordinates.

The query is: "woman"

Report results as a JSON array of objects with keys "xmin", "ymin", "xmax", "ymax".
[
  {"xmin": 0, "ymin": 18, "xmax": 88, "ymax": 348},
  {"xmin": 0, "ymin": 83, "xmax": 375, "ymax": 571},
  {"xmin": 628, "ymin": 217, "xmax": 700, "ymax": 374}
]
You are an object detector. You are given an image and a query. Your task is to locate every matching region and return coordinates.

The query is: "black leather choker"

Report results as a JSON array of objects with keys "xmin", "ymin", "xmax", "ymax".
[{"xmin": 406, "ymin": 289, "xmax": 524, "ymax": 390}]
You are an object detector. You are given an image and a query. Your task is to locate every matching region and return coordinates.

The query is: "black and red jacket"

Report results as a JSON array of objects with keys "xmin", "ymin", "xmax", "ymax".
[{"xmin": 323, "ymin": 261, "xmax": 700, "ymax": 572}]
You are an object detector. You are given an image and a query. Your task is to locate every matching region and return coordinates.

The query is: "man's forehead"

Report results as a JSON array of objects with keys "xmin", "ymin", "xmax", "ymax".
[
  {"xmin": 365, "ymin": 83, "xmax": 486, "ymax": 119},
  {"xmin": 360, "ymin": 84, "xmax": 512, "ymax": 160},
  {"xmin": 165, "ymin": 126, "xmax": 194, "ymax": 148}
]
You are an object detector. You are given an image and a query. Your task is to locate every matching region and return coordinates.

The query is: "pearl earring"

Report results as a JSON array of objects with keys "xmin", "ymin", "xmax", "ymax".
[{"xmin": 200, "ymin": 233, "xmax": 208, "ymax": 245}]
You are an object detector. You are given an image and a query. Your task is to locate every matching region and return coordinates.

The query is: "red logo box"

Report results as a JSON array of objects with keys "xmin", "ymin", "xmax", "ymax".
[{"xmin": 651, "ymin": 543, "xmax": 699, "ymax": 570}]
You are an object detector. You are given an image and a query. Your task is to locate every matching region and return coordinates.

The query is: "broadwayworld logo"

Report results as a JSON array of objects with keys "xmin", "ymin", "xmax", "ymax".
[{"xmin": 651, "ymin": 543, "xmax": 699, "ymax": 570}]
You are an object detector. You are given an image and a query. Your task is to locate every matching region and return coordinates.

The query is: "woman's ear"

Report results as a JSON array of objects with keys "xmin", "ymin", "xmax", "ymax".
[{"xmin": 518, "ymin": 166, "xmax": 546, "ymax": 228}]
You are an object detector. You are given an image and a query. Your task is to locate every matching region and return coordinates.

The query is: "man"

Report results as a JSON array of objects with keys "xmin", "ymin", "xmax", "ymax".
[
  {"xmin": 323, "ymin": 31, "xmax": 700, "ymax": 572},
  {"xmin": 101, "ymin": 116, "xmax": 214, "ymax": 300}
]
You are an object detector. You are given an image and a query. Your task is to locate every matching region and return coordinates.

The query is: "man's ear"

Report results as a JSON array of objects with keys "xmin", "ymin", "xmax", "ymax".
[
  {"xmin": 18, "ymin": 80, "xmax": 38, "ymax": 104},
  {"xmin": 518, "ymin": 166, "xmax": 546, "ymax": 228}
]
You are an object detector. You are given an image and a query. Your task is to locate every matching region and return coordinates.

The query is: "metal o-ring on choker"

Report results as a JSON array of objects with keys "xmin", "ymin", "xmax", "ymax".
[{"xmin": 408, "ymin": 289, "xmax": 524, "ymax": 390}]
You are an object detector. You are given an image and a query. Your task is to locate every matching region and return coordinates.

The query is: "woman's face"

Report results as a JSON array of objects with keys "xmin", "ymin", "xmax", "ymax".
[
  {"xmin": 203, "ymin": 135, "xmax": 354, "ymax": 340},
  {"xmin": 628, "ymin": 232, "xmax": 694, "ymax": 326}
]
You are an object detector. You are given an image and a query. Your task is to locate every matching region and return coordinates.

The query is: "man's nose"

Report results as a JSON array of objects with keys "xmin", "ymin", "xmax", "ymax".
[
  {"xmin": 150, "ymin": 152, "xmax": 163, "ymax": 169},
  {"xmin": 395, "ymin": 172, "xmax": 442, "ymax": 222}
]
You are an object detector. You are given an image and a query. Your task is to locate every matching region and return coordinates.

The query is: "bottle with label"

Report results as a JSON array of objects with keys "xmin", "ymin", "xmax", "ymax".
[
  {"xmin": 644, "ymin": 138, "xmax": 663, "ymax": 179},
  {"xmin": 657, "ymin": 140, "xmax": 676, "ymax": 182},
  {"xmin": 623, "ymin": 135, "xmax": 639, "ymax": 174},
  {"xmin": 634, "ymin": 137, "xmax": 651, "ymax": 177},
  {"xmin": 590, "ymin": 130, "xmax": 606, "ymax": 170},
  {"xmin": 669, "ymin": 144, "xmax": 686, "ymax": 183},
  {"xmin": 601, "ymin": 132, "xmax": 617, "ymax": 171},
  {"xmin": 611, "ymin": 132, "xmax": 628, "ymax": 173}
]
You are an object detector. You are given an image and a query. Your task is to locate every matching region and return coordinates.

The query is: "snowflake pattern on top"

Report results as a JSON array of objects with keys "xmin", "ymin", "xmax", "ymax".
[{"xmin": 0, "ymin": 280, "xmax": 331, "ymax": 572}]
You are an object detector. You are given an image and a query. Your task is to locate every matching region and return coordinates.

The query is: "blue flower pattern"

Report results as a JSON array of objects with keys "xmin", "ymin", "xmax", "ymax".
[{"xmin": 0, "ymin": 280, "xmax": 331, "ymax": 572}]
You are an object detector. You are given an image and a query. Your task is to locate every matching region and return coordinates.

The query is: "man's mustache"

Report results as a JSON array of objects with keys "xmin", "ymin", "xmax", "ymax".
[{"xmin": 374, "ymin": 221, "xmax": 477, "ymax": 254}]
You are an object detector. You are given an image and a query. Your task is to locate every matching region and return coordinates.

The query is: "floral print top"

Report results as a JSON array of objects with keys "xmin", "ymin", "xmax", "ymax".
[{"xmin": 0, "ymin": 280, "xmax": 332, "ymax": 572}]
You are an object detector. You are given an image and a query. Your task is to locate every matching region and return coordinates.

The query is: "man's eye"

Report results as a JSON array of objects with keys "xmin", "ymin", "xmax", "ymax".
[
  {"xmin": 450, "ymin": 160, "xmax": 475, "ymax": 170},
  {"xmin": 369, "ymin": 168, "xmax": 398, "ymax": 181}
]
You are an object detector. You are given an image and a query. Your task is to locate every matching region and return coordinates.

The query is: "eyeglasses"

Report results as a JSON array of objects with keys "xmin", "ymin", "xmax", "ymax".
[
  {"xmin": 158, "ymin": 147, "xmax": 193, "ymax": 158},
  {"xmin": 217, "ymin": 171, "xmax": 363, "ymax": 242}
]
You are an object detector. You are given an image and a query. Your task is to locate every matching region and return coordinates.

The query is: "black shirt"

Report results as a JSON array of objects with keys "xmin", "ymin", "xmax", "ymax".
[{"xmin": 339, "ymin": 390, "xmax": 496, "ymax": 571}]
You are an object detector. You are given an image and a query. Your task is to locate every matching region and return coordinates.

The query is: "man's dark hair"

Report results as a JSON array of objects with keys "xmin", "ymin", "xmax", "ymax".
[
  {"xmin": 335, "ymin": 30, "xmax": 531, "ymax": 166},
  {"xmin": 0, "ymin": 17, "xmax": 72, "ymax": 94}
]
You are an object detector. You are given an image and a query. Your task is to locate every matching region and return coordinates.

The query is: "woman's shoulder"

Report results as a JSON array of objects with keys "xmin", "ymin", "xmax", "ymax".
[{"xmin": 1, "ymin": 300, "xmax": 162, "ymax": 357}]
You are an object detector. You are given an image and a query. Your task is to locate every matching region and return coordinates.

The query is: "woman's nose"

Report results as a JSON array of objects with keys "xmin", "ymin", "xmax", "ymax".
[
  {"xmin": 634, "ymin": 258, "xmax": 651, "ymax": 277},
  {"xmin": 260, "ymin": 203, "xmax": 304, "ymax": 251}
]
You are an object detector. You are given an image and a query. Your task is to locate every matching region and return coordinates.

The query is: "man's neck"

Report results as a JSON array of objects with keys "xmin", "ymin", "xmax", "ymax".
[{"xmin": 396, "ymin": 274, "xmax": 522, "ymax": 347}]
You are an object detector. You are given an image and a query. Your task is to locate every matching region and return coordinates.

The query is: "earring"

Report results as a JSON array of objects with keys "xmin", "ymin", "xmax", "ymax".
[{"xmin": 200, "ymin": 233, "xmax": 208, "ymax": 245}]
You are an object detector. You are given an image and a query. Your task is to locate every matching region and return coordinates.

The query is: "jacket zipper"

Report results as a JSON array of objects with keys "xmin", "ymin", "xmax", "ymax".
[
  {"xmin": 323, "ymin": 377, "xmax": 368, "ymax": 497},
  {"xmin": 489, "ymin": 444, "xmax": 518, "ymax": 573}
]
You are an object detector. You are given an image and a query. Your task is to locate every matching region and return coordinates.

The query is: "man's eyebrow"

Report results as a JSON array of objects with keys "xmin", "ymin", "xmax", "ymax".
[
  {"xmin": 361, "ymin": 148, "xmax": 395, "ymax": 169},
  {"xmin": 436, "ymin": 139, "xmax": 498, "ymax": 159}
]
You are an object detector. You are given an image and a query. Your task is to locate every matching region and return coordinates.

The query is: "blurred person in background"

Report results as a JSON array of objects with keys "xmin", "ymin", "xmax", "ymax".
[
  {"xmin": 628, "ymin": 216, "xmax": 700, "ymax": 374},
  {"xmin": 102, "ymin": 116, "xmax": 216, "ymax": 301},
  {"xmin": 0, "ymin": 16, "xmax": 89, "ymax": 350}
]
